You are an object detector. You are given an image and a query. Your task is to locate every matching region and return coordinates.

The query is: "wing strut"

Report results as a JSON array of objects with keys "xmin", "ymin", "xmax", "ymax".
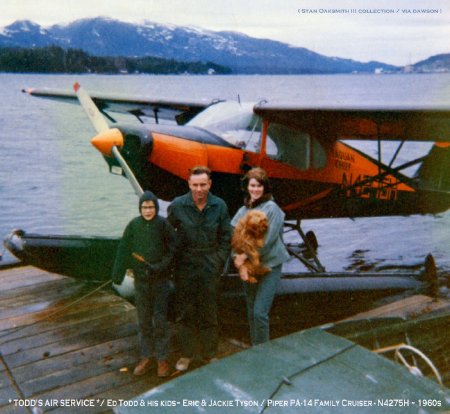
[
  {"xmin": 111, "ymin": 146, "xmax": 144, "ymax": 197},
  {"xmin": 338, "ymin": 155, "xmax": 426, "ymax": 197}
]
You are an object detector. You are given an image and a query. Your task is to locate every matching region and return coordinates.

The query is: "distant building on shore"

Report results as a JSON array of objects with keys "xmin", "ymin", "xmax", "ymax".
[{"xmin": 403, "ymin": 65, "xmax": 414, "ymax": 73}]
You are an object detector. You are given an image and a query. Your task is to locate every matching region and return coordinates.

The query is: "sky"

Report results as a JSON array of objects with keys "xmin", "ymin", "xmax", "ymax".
[{"xmin": 1, "ymin": 0, "xmax": 449, "ymax": 66}]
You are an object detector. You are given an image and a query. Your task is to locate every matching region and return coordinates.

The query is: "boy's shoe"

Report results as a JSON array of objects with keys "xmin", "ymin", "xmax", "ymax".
[
  {"xmin": 157, "ymin": 360, "xmax": 170, "ymax": 377},
  {"xmin": 203, "ymin": 357, "xmax": 218, "ymax": 364},
  {"xmin": 175, "ymin": 357, "xmax": 192, "ymax": 371},
  {"xmin": 133, "ymin": 358, "xmax": 152, "ymax": 376}
]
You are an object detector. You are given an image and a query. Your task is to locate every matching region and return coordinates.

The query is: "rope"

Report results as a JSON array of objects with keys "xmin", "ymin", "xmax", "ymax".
[{"xmin": 373, "ymin": 342, "xmax": 443, "ymax": 385}]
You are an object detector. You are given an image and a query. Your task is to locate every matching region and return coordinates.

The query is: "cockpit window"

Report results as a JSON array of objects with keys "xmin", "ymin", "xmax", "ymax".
[
  {"xmin": 187, "ymin": 101, "xmax": 262, "ymax": 150},
  {"xmin": 187, "ymin": 102, "xmax": 326, "ymax": 169},
  {"xmin": 266, "ymin": 122, "xmax": 326, "ymax": 169}
]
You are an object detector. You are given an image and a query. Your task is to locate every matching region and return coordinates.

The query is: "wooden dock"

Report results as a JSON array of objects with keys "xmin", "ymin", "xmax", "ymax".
[
  {"xmin": 0, "ymin": 265, "xmax": 244, "ymax": 413},
  {"xmin": 1, "ymin": 265, "xmax": 448, "ymax": 413}
]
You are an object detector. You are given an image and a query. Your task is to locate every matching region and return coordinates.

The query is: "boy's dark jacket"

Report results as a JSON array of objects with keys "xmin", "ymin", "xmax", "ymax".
[{"xmin": 112, "ymin": 191, "xmax": 176, "ymax": 284}]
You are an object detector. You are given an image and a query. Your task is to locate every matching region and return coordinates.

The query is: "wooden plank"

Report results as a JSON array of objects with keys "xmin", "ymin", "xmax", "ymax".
[
  {"xmin": 90, "ymin": 337, "xmax": 247, "ymax": 404},
  {"xmin": 0, "ymin": 284, "xmax": 88, "ymax": 321},
  {"xmin": 11, "ymin": 336, "xmax": 139, "ymax": 385},
  {"xmin": 33, "ymin": 369, "xmax": 141, "ymax": 407},
  {"xmin": 2, "ymin": 265, "xmax": 448, "ymax": 414},
  {"xmin": 0, "ymin": 265, "xmax": 40, "ymax": 276},
  {"xmin": 0, "ymin": 267, "xmax": 63, "ymax": 291},
  {"xmin": 0, "ymin": 292, "xmax": 128, "ymax": 331},
  {"xmin": 21, "ymin": 349, "xmax": 138, "ymax": 397},
  {"xmin": 0, "ymin": 266, "xmax": 48, "ymax": 282},
  {"xmin": 0, "ymin": 360, "xmax": 15, "ymax": 393},
  {"xmin": 93, "ymin": 377, "xmax": 163, "ymax": 407},
  {"xmin": 0, "ymin": 387, "xmax": 21, "ymax": 409},
  {"xmin": 1, "ymin": 309, "xmax": 136, "ymax": 356},
  {"xmin": 343, "ymin": 294, "xmax": 450, "ymax": 320},
  {"xmin": 0, "ymin": 279, "xmax": 82, "ymax": 309},
  {"xmin": 0, "ymin": 357, "xmax": 22, "ymax": 410},
  {"xmin": 0, "ymin": 395, "xmax": 27, "ymax": 414},
  {"xmin": 0, "ymin": 302, "xmax": 134, "ymax": 346},
  {"xmin": 0, "ymin": 275, "xmax": 76, "ymax": 300},
  {"xmin": 5, "ymin": 319, "xmax": 138, "ymax": 368},
  {"xmin": 0, "ymin": 266, "xmax": 147, "ymax": 413}
]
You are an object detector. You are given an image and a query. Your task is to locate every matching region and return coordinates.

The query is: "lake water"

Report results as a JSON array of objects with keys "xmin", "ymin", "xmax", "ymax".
[{"xmin": 1, "ymin": 72, "xmax": 450, "ymax": 274}]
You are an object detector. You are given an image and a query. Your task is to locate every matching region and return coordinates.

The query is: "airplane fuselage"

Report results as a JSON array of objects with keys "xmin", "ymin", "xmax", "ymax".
[{"xmin": 97, "ymin": 113, "xmax": 450, "ymax": 219}]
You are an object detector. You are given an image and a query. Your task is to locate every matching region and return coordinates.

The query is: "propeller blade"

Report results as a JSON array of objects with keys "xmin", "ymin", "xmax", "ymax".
[
  {"xmin": 73, "ymin": 82, "xmax": 110, "ymax": 133},
  {"xmin": 74, "ymin": 82, "xmax": 144, "ymax": 198},
  {"xmin": 111, "ymin": 145, "xmax": 144, "ymax": 197}
]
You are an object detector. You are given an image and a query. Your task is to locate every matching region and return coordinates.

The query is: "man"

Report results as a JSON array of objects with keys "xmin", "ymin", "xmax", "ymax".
[{"xmin": 168, "ymin": 166, "xmax": 231, "ymax": 371}]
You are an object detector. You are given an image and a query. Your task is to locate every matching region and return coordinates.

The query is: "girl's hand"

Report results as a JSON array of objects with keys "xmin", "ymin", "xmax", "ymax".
[
  {"xmin": 239, "ymin": 265, "xmax": 249, "ymax": 282},
  {"xmin": 234, "ymin": 253, "xmax": 247, "ymax": 269}
]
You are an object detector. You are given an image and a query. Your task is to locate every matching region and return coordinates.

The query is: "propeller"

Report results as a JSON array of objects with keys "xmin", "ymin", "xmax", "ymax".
[
  {"xmin": 73, "ymin": 82, "xmax": 144, "ymax": 197},
  {"xmin": 74, "ymin": 82, "xmax": 109, "ymax": 133},
  {"xmin": 73, "ymin": 82, "xmax": 145, "ymax": 295}
]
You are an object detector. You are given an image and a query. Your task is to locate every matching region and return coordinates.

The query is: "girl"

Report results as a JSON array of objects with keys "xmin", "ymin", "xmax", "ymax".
[{"xmin": 231, "ymin": 168, "xmax": 289, "ymax": 345}]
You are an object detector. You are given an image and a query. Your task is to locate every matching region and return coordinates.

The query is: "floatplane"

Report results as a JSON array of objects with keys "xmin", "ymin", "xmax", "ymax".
[{"xmin": 4, "ymin": 83, "xmax": 450, "ymax": 298}]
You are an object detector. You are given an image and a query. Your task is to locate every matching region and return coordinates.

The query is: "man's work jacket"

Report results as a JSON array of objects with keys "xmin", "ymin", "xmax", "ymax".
[{"xmin": 167, "ymin": 192, "xmax": 231, "ymax": 276}]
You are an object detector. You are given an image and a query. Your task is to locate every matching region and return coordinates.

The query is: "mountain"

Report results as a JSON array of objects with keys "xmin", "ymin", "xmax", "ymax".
[
  {"xmin": 0, "ymin": 20, "xmax": 53, "ymax": 48},
  {"xmin": 412, "ymin": 54, "xmax": 450, "ymax": 73},
  {"xmin": 0, "ymin": 17, "xmax": 399, "ymax": 74}
]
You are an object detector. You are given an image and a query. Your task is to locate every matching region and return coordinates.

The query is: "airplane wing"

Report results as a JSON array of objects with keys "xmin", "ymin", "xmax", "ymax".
[
  {"xmin": 254, "ymin": 102, "xmax": 450, "ymax": 143},
  {"xmin": 116, "ymin": 328, "xmax": 450, "ymax": 413},
  {"xmin": 22, "ymin": 87, "xmax": 214, "ymax": 125}
]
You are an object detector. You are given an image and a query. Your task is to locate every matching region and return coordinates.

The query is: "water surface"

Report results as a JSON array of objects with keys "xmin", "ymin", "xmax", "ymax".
[{"xmin": 1, "ymin": 73, "xmax": 449, "ymax": 273}]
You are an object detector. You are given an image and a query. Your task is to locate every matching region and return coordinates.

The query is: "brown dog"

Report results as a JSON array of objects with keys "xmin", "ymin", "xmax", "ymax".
[{"xmin": 232, "ymin": 210, "xmax": 271, "ymax": 283}]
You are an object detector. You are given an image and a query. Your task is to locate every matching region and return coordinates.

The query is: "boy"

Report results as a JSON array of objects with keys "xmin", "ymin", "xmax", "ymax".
[{"xmin": 112, "ymin": 191, "xmax": 176, "ymax": 377}]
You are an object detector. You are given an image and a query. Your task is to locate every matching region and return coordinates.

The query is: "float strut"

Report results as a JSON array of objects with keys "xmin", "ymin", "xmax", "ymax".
[{"xmin": 286, "ymin": 220, "xmax": 326, "ymax": 273}]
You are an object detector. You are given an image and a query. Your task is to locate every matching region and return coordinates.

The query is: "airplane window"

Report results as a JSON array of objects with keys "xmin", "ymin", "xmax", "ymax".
[
  {"xmin": 187, "ymin": 101, "xmax": 262, "ymax": 150},
  {"xmin": 311, "ymin": 136, "xmax": 327, "ymax": 168},
  {"xmin": 266, "ymin": 122, "xmax": 326, "ymax": 170},
  {"xmin": 239, "ymin": 116, "xmax": 262, "ymax": 152}
]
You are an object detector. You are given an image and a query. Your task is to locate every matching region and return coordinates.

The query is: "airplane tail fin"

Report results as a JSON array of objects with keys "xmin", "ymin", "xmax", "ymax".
[{"xmin": 416, "ymin": 143, "xmax": 450, "ymax": 192}]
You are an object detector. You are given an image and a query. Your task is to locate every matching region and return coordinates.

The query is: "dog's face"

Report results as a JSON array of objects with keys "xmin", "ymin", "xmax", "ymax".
[{"xmin": 244, "ymin": 210, "xmax": 268, "ymax": 238}]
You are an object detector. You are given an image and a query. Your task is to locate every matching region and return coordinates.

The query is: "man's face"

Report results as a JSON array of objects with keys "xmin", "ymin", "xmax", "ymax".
[
  {"xmin": 141, "ymin": 200, "xmax": 156, "ymax": 221},
  {"xmin": 188, "ymin": 173, "xmax": 211, "ymax": 205}
]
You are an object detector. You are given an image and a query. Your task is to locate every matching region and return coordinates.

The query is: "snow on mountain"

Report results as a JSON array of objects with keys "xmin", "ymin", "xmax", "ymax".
[{"xmin": 0, "ymin": 17, "xmax": 398, "ymax": 74}]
